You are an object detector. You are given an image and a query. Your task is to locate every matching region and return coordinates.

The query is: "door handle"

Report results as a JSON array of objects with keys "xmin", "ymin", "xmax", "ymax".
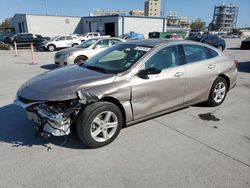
[
  {"xmin": 208, "ymin": 65, "xmax": 216, "ymax": 69},
  {"xmin": 174, "ymin": 72, "xmax": 184, "ymax": 77}
]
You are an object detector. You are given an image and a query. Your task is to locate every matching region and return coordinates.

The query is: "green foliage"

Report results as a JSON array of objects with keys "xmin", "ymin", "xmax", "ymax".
[
  {"xmin": 0, "ymin": 18, "xmax": 12, "ymax": 28},
  {"xmin": 190, "ymin": 19, "xmax": 206, "ymax": 31}
]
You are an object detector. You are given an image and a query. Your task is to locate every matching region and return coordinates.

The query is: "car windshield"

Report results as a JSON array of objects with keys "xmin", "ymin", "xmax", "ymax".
[
  {"xmin": 77, "ymin": 39, "xmax": 98, "ymax": 48},
  {"xmin": 51, "ymin": 36, "xmax": 59, "ymax": 41},
  {"xmin": 82, "ymin": 43, "xmax": 151, "ymax": 74}
]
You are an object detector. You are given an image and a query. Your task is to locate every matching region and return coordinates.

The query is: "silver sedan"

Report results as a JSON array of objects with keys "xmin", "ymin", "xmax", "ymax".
[{"xmin": 15, "ymin": 39, "xmax": 237, "ymax": 148}]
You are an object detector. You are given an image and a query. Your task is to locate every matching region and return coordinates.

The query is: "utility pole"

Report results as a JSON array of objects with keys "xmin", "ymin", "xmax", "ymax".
[{"xmin": 45, "ymin": 0, "xmax": 48, "ymax": 15}]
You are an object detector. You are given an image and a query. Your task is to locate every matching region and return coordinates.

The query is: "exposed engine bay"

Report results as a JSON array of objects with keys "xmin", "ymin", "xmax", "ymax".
[{"xmin": 15, "ymin": 91, "xmax": 97, "ymax": 138}]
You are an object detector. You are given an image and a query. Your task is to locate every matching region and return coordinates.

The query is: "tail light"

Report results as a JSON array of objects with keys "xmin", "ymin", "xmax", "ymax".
[{"xmin": 234, "ymin": 59, "xmax": 239, "ymax": 69}]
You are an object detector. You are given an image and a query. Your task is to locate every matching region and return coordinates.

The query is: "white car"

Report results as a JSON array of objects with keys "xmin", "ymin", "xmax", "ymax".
[
  {"xmin": 39, "ymin": 35, "xmax": 81, "ymax": 51},
  {"xmin": 54, "ymin": 37, "xmax": 125, "ymax": 66}
]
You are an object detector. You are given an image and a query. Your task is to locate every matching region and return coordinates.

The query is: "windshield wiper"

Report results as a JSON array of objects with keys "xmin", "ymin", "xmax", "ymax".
[{"xmin": 84, "ymin": 65, "xmax": 107, "ymax": 73}]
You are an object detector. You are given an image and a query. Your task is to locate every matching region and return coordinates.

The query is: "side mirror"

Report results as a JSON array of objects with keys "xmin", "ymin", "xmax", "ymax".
[{"xmin": 137, "ymin": 68, "xmax": 161, "ymax": 77}]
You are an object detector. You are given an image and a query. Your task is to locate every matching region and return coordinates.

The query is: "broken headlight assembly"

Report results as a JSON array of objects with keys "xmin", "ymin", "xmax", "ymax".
[{"xmin": 26, "ymin": 98, "xmax": 82, "ymax": 137}]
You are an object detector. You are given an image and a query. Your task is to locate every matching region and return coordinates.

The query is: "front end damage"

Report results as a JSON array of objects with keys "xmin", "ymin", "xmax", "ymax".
[{"xmin": 15, "ymin": 91, "xmax": 97, "ymax": 138}]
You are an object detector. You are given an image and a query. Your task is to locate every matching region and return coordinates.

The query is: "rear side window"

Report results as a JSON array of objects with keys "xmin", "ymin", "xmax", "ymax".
[
  {"xmin": 111, "ymin": 39, "xmax": 122, "ymax": 45},
  {"xmin": 66, "ymin": 36, "xmax": 73, "ymax": 40},
  {"xmin": 206, "ymin": 47, "xmax": 218, "ymax": 58},
  {"xmin": 183, "ymin": 44, "xmax": 218, "ymax": 64}
]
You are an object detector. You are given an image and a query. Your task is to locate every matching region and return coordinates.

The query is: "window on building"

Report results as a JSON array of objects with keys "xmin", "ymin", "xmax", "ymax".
[{"xmin": 65, "ymin": 19, "xmax": 70, "ymax": 24}]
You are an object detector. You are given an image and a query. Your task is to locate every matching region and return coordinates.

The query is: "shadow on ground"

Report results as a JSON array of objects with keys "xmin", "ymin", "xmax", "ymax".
[
  {"xmin": 227, "ymin": 47, "xmax": 242, "ymax": 50},
  {"xmin": 238, "ymin": 61, "xmax": 250, "ymax": 73},
  {"xmin": 0, "ymin": 104, "xmax": 88, "ymax": 150},
  {"xmin": 40, "ymin": 64, "xmax": 59, "ymax": 70}
]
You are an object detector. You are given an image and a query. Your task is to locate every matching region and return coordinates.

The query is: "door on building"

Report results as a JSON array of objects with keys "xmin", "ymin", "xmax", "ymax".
[
  {"xmin": 89, "ymin": 22, "xmax": 98, "ymax": 32},
  {"xmin": 104, "ymin": 22, "xmax": 115, "ymax": 37},
  {"xmin": 18, "ymin": 23, "xmax": 22, "ymax": 33}
]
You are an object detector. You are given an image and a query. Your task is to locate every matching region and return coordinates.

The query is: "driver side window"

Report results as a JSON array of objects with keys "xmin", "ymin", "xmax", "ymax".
[
  {"xmin": 144, "ymin": 45, "xmax": 180, "ymax": 70},
  {"xmin": 96, "ymin": 39, "xmax": 109, "ymax": 48}
]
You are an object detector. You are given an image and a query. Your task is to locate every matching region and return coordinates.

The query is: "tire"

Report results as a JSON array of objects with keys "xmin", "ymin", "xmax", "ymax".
[
  {"xmin": 77, "ymin": 101, "xmax": 123, "ymax": 148},
  {"xmin": 48, "ymin": 44, "xmax": 56, "ymax": 52},
  {"xmin": 7, "ymin": 45, "xmax": 14, "ymax": 50},
  {"xmin": 72, "ymin": 43, "xmax": 78, "ymax": 47},
  {"xmin": 217, "ymin": 45, "xmax": 223, "ymax": 51},
  {"xmin": 74, "ymin": 55, "xmax": 87, "ymax": 64},
  {"xmin": 207, "ymin": 77, "xmax": 228, "ymax": 107}
]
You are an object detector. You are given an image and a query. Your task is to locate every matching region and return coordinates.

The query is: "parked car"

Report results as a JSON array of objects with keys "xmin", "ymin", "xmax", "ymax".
[
  {"xmin": 221, "ymin": 34, "xmax": 239, "ymax": 39},
  {"xmin": 39, "ymin": 35, "xmax": 81, "ymax": 51},
  {"xmin": 187, "ymin": 34, "xmax": 226, "ymax": 51},
  {"xmin": 4, "ymin": 33, "xmax": 49, "ymax": 49},
  {"xmin": 165, "ymin": 33, "xmax": 183, "ymax": 40},
  {"xmin": 79, "ymin": 32, "xmax": 104, "ymax": 41},
  {"xmin": 15, "ymin": 39, "xmax": 237, "ymax": 148},
  {"xmin": 189, "ymin": 29, "xmax": 203, "ymax": 36},
  {"xmin": 54, "ymin": 37, "xmax": 124, "ymax": 66},
  {"xmin": 240, "ymin": 38, "xmax": 250, "ymax": 49},
  {"xmin": 119, "ymin": 32, "xmax": 144, "ymax": 40}
]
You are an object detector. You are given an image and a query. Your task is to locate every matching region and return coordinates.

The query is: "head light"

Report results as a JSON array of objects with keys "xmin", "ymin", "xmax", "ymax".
[{"xmin": 59, "ymin": 53, "xmax": 70, "ymax": 59}]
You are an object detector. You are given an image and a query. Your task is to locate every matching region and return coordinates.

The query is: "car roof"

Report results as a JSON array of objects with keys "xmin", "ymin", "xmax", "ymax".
[
  {"xmin": 121, "ymin": 39, "xmax": 221, "ymax": 53},
  {"xmin": 124, "ymin": 39, "xmax": 170, "ymax": 47}
]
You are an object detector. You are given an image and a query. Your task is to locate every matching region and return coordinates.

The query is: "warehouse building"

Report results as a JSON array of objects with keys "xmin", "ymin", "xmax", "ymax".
[
  {"xmin": 11, "ymin": 14, "xmax": 83, "ymax": 37},
  {"xmin": 82, "ymin": 15, "xmax": 166, "ymax": 37},
  {"xmin": 11, "ymin": 14, "xmax": 167, "ymax": 38}
]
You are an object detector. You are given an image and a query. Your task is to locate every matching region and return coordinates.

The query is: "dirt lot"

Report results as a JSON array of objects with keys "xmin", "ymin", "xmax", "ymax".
[{"xmin": 0, "ymin": 39, "xmax": 250, "ymax": 188}]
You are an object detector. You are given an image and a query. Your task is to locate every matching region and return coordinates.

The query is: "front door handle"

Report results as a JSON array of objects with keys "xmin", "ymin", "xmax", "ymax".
[
  {"xmin": 175, "ymin": 72, "xmax": 184, "ymax": 77},
  {"xmin": 208, "ymin": 65, "xmax": 216, "ymax": 69}
]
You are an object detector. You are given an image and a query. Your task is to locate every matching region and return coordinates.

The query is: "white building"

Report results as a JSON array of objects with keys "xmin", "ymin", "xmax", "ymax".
[
  {"xmin": 11, "ymin": 14, "xmax": 167, "ymax": 38},
  {"xmin": 11, "ymin": 14, "xmax": 83, "ymax": 37}
]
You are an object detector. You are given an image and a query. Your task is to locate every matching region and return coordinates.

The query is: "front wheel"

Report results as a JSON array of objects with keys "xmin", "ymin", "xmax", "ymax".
[
  {"xmin": 74, "ymin": 56, "xmax": 87, "ymax": 64},
  {"xmin": 207, "ymin": 77, "xmax": 228, "ymax": 107},
  {"xmin": 72, "ymin": 43, "xmax": 78, "ymax": 47},
  {"xmin": 217, "ymin": 45, "xmax": 223, "ymax": 51},
  {"xmin": 48, "ymin": 44, "xmax": 56, "ymax": 52},
  {"xmin": 77, "ymin": 102, "xmax": 123, "ymax": 148}
]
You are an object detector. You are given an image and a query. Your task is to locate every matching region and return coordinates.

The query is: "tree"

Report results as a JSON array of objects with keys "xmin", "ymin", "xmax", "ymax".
[
  {"xmin": 0, "ymin": 18, "xmax": 12, "ymax": 28},
  {"xmin": 190, "ymin": 19, "xmax": 206, "ymax": 31}
]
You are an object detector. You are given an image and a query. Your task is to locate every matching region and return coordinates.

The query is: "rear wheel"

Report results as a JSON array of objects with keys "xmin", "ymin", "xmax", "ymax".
[
  {"xmin": 74, "ymin": 55, "xmax": 87, "ymax": 64},
  {"xmin": 72, "ymin": 43, "xmax": 78, "ymax": 47},
  {"xmin": 207, "ymin": 77, "xmax": 228, "ymax": 107},
  {"xmin": 77, "ymin": 102, "xmax": 123, "ymax": 148}
]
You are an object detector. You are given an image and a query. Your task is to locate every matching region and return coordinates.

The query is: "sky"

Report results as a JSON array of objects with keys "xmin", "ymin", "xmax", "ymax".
[{"xmin": 0, "ymin": 0, "xmax": 249, "ymax": 28}]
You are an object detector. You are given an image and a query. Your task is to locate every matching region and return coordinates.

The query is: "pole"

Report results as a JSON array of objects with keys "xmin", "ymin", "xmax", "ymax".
[
  {"xmin": 30, "ymin": 43, "xmax": 37, "ymax": 65},
  {"xmin": 14, "ymin": 42, "xmax": 19, "ymax": 57},
  {"xmin": 45, "ymin": 0, "xmax": 48, "ymax": 15}
]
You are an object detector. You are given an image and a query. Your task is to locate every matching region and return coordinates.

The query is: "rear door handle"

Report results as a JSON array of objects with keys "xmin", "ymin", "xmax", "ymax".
[
  {"xmin": 208, "ymin": 65, "xmax": 216, "ymax": 69},
  {"xmin": 174, "ymin": 72, "xmax": 184, "ymax": 77}
]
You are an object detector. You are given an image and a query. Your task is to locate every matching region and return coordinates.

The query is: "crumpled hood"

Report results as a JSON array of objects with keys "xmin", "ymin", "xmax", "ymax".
[{"xmin": 17, "ymin": 65, "xmax": 116, "ymax": 101}]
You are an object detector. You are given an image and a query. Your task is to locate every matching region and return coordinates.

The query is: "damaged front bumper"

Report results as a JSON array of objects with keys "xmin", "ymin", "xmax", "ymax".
[
  {"xmin": 14, "ymin": 97, "xmax": 79, "ymax": 137},
  {"xmin": 14, "ymin": 91, "xmax": 97, "ymax": 138}
]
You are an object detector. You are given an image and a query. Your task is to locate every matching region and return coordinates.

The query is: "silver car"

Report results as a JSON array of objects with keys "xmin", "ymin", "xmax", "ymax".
[
  {"xmin": 15, "ymin": 39, "xmax": 237, "ymax": 148},
  {"xmin": 54, "ymin": 37, "xmax": 124, "ymax": 66}
]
